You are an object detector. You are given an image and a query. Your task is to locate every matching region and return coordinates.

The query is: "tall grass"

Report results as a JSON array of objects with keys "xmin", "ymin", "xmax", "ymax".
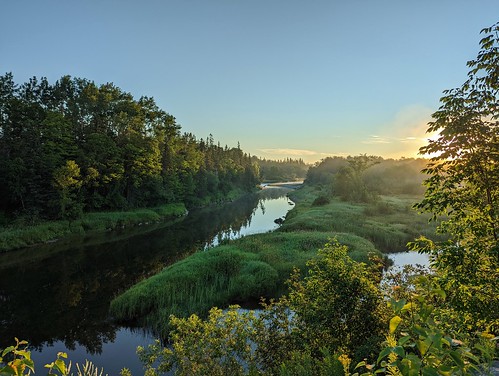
[
  {"xmin": 283, "ymin": 187, "xmax": 442, "ymax": 252},
  {"xmin": 110, "ymin": 230, "xmax": 382, "ymax": 335},
  {"xmin": 111, "ymin": 185, "xmax": 443, "ymax": 336},
  {"xmin": 0, "ymin": 203, "xmax": 186, "ymax": 252}
]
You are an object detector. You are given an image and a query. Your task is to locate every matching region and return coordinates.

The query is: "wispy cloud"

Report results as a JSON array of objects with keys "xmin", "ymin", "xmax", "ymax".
[
  {"xmin": 257, "ymin": 148, "xmax": 349, "ymax": 162},
  {"xmin": 360, "ymin": 105, "xmax": 436, "ymax": 158},
  {"xmin": 258, "ymin": 148, "xmax": 319, "ymax": 156},
  {"xmin": 362, "ymin": 135, "xmax": 392, "ymax": 144}
]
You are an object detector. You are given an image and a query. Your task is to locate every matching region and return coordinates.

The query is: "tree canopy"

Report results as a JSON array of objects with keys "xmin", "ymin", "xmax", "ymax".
[
  {"xmin": 0, "ymin": 74, "xmax": 260, "ymax": 220},
  {"xmin": 414, "ymin": 22, "xmax": 499, "ymax": 333}
]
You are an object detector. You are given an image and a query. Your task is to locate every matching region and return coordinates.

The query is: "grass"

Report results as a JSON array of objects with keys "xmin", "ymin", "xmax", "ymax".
[
  {"xmin": 0, "ymin": 203, "xmax": 187, "ymax": 252},
  {"xmin": 283, "ymin": 186, "xmax": 443, "ymax": 253},
  {"xmin": 110, "ymin": 230, "xmax": 380, "ymax": 336},
  {"xmin": 110, "ymin": 184, "xmax": 444, "ymax": 336}
]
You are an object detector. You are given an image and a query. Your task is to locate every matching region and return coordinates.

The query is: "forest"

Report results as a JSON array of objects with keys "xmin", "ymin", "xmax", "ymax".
[{"xmin": 0, "ymin": 74, "xmax": 261, "ymax": 223}]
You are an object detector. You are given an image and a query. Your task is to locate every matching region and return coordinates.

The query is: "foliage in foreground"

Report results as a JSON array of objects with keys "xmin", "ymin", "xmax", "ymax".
[
  {"xmin": 126, "ymin": 244, "xmax": 496, "ymax": 376},
  {"xmin": 0, "ymin": 338, "xmax": 109, "ymax": 376},
  {"xmin": 412, "ymin": 20, "xmax": 499, "ymax": 333}
]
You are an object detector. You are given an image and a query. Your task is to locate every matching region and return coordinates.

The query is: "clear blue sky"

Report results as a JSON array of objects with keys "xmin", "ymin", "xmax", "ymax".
[{"xmin": 2, "ymin": 1, "xmax": 498, "ymax": 162}]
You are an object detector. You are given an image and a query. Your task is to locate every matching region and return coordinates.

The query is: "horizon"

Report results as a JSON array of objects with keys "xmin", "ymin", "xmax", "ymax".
[{"xmin": 2, "ymin": 1, "xmax": 498, "ymax": 163}]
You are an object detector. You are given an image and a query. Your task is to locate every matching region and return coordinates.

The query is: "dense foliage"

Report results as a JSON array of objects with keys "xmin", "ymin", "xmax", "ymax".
[
  {"xmin": 306, "ymin": 156, "xmax": 427, "ymax": 202},
  {"xmin": 0, "ymin": 74, "xmax": 259, "ymax": 221},
  {"xmin": 254, "ymin": 158, "xmax": 308, "ymax": 182},
  {"xmin": 412, "ymin": 21, "xmax": 499, "ymax": 334}
]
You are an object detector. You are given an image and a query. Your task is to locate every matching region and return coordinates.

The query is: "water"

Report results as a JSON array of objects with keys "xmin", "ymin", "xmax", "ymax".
[
  {"xmin": 389, "ymin": 251, "xmax": 430, "ymax": 268},
  {"xmin": 0, "ymin": 187, "xmax": 294, "ymax": 375}
]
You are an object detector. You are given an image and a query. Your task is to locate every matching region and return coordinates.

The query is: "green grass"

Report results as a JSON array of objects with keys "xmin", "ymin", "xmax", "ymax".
[
  {"xmin": 110, "ymin": 229, "xmax": 383, "ymax": 335},
  {"xmin": 0, "ymin": 203, "xmax": 186, "ymax": 252},
  {"xmin": 283, "ymin": 186, "xmax": 443, "ymax": 252},
  {"xmin": 110, "ymin": 185, "xmax": 443, "ymax": 335}
]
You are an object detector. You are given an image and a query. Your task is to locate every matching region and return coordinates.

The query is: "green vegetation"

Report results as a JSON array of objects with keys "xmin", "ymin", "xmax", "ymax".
[
  {"xmin": 0, "ymin": 75, "xmax": 260, "ymax": 224},
  {"xmin": 110, "ymin": 229, "xmax": 382, "ymax": 335},
  {"xmin": 0, "ymin": 203, "xmax": 186, "ymax": 252},
  {"xmin": 110, "ymin": 181, "xmax": 441, "ymax": 334},
  {"xmin": 2, "ymin": 19, "xmax": 498, "ymax": 376},
  {"xmin": 254, "ymin": 157, "xmax": 308, "ymax": 182},
  {"xmin": 283, "ymin": 185, "xmax": 442, "ymax": 253}
]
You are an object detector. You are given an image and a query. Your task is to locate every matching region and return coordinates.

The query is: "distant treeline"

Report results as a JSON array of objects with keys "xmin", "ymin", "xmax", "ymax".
[
  {"xmin": 306, "ymin": 156, "xmax": 427, "ymax": 201},
  {"xmin": 0, "ymin": 74, "xmax": 260, "ymax": 222},
  {"xmin": 253, "ymin": 157, "xmax": 308, "ymax": 182}
]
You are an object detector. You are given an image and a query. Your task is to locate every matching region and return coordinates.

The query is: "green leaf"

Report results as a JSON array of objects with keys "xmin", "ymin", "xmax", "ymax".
[
  {"xmin": 398, "ymin": 335, "xmax": 412, "ymax": 346},
  {"xmin": 422, "ymin": 367, "xmax": 439, "ymax": 376},
  {"xmin": 392, "ymin": 346, "xmax": 405, "ymax": 358},
  {"xmin": 390, "ymin": 299, "xmax": 406, "ymax": 313},
  {"xmin": 389, "ymin": 316, "xmax": 402, "ymax": 334},
  {"xmin": 449, "ymin": 350, "xmax": 465, "ymax": 368},
  {"xmin": 432, "ymin": 289, "xmax": 446, "ymax": 299},
  {"xmin": 0, "ymin": 365, "xmax": 17, "ymax": 375},
  {"xmin": 55, "ymin": 358, "xmax": 67, "ymax": 375},
  {"xmin": 377, "ymin": 347, "xmax": 392, "ymax": 364},
  {"xmin": 438, "ymin": 365, "xmax": 454, "ymax": 376},
  {"xmin": 416, "ymin": 340, "xmax": 429, "ymax": 356},
  {"xmin": 2, "ymin": 346, "xmax": 15, "ymax": 357}
]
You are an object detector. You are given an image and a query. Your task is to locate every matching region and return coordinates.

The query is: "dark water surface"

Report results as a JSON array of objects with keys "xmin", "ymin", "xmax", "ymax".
[{"xmin": 0, "ymin": 187, "xmax": 294, "ymax": 375}]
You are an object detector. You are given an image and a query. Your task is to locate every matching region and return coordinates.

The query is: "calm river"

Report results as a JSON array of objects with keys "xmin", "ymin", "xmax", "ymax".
[
  {"xmin": 0, "ymin": 187, "xmax": 295, "ymax": 375},
  {"xmin": 0, "ymin": 185, "xmax": 429, "ymax": 375}
]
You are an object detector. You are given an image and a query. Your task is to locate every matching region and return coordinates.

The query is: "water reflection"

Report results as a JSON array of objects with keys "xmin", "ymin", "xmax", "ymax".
[{"xmin": 0, "ymin": 188, "xmax": 293, "ymax": 356}]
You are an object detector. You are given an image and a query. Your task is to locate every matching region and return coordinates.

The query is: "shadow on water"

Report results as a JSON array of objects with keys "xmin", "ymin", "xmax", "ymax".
[{"xmin": 0, "ymin": 188, "xmax": 293, "ymax": 356}]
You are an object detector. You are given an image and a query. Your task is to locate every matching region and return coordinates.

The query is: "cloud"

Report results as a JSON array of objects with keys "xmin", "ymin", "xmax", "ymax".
[
  {"xmin": 360, "ymin": 105, "xmax": 436, "ymax": 158},
  {"xmin": 362, "ymin": 135, "xmax": 392, "ymax": 144},
  {"xmin": 256, "ymin": 148, "xmax": 349, "ymax": 163},
  {"xmin": 258, "ymin": 148, "xmax": 319, "ymax": 156}
]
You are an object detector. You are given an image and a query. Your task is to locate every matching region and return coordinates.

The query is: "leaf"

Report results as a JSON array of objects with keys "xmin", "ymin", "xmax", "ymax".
[
  {"xmin": 422, "ymin": 367, "xmax": 439, "ymax": 376},
  {"xmin": 2, "ymin": 346, "xmax": 15, "ymax": 357},
  {"xmin": 0, "ymin": 365, "xmax": 17, "ymax": 375},
  {"xmin": 416, "ymin": 340, "xmax": 429, "ymax": 356},
  {"xmin": 389, "ymin": 316, "xmax": 402, "ymax": 334},
  {"xmin": 55, "ymin": 358, "xmax": 67, "ymax": 375},
  {"xmin": 398, "ymin": 335, "xmax": 412, "ymax": 346},
  {"xmin": 432, "ymin": 289, "xmax": 446, "ymax": 299},
  {"xmin": 376, "ymin": 347, "xmax": 392, "ymax": 364},
  {"xmin": 392, "ymin": 346, "xmax": 405, "ymax": 358},
  {"xmin": 390, "ymin": 299, "xmax": 406, "ymax": 313},
  {"xmin": 449, "ymin": 350, "xmax": 465, "ymax": 368}
]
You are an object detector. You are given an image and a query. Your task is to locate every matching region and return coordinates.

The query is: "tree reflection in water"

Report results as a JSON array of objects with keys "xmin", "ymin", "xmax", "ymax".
[{"xmin": 0, "ymin": 187, "xmax": 293, "ymax": 355}]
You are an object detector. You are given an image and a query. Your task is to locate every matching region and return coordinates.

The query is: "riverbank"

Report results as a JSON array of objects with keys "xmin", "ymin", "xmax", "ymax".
[
  {"xmin": 0, "ymin": 203, "xmax": 187, "ymax": 252},
  {"xmin": 110, "ymin": 184, "xmax": 441, "ymax": 336}
]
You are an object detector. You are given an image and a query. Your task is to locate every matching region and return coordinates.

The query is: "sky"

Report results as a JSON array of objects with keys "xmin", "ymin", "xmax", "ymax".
[{"xmin": 1, "ymin": 1, "xmax": 498, "ymax": 163}]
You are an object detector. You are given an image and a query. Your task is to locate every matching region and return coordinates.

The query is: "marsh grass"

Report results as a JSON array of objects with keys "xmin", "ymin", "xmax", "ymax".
[
  {"xmin": 283, "ymin": 186, "xmax": 442, "ymax": 252},
  {"xmin": 0, "ymin": 203, "xmax": 186, "ymax": 252},
  {"xmin": 111, "ymin": 185, "xmax": 443, "ymax": 335},
  {"xmin": 110, "ymin": 230, "xmax": 382, "ymax": 335}
]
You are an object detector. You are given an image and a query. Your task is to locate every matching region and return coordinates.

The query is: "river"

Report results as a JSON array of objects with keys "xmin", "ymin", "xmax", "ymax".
[
  {"xmin": 0, "ymin": 186, "xmax": 430, "ymax": 374},
  {"xmin": 0, "ymin": 187, "xmax": 294, "ymax": 375}
]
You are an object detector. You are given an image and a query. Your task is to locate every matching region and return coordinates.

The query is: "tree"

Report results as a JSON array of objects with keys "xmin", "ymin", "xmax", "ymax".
[
  {"xmin": 285, "ymin": 239, "xmax": 387, "ymax": 362},
  {"xmin": 414, "ymin": 22, "xmax": 499, "ymax": 332},
  {"xmin": 333, "ymin": 155, "xmax": 381, "ymax": 202},
  {"xmin": 53, "ymin": 160, "xmax": 83, "ymax": 219}
]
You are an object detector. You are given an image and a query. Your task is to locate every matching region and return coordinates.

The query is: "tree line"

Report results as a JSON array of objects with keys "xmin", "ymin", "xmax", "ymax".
[
  {"xmin": 254, "ymin": 157, "xmax": 308, "ymax": 182},
  {"xmin": 0, "ymin": 74, "xmax": 260, "ymax": 221},
  {"xmin": 306, "ymin": 156, "xmax": 428, "ymax": 202}
]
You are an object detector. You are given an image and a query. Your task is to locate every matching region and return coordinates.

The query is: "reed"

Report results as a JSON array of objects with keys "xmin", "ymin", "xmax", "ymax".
[{"xmin": 0, "ymin": 203, "xmax": 186, "ymax": 252}]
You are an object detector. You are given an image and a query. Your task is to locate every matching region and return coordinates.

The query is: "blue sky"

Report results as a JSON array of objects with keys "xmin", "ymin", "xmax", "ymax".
[{"xmin": 2, "ymin": 1, "xmax": 498, "ymax": 162}]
